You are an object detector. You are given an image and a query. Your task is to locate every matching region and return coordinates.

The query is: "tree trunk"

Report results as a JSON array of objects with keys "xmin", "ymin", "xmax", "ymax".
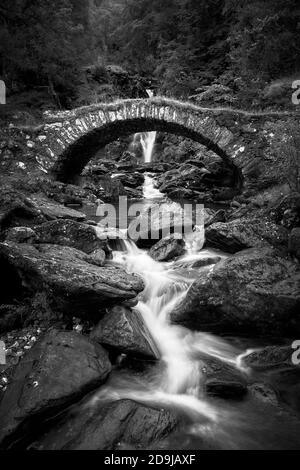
[{"xmin": 48, "ymin": 76, "xmax": 61, "ymax": 109}]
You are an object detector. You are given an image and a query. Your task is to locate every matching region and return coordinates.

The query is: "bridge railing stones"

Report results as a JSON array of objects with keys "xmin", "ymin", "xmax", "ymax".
[{"xmin": 43, "ymin": 96, "xmax": 299, "ymax": 123}]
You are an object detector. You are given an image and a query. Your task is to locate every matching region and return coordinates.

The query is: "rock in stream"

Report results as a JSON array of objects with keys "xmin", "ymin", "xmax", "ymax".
[
  {"xmin": 0, "ymin": 329, "xmax": 111, "ymax": 449},
  {"xmin": 0, "ymin": 242, "xmax": 144, "ymax": 316}
]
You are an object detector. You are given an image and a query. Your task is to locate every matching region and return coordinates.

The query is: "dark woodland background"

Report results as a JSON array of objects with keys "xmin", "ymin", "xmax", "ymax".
[{"xmin": 1, "ymin": 0, "xmax": 300, "ymax": 109}]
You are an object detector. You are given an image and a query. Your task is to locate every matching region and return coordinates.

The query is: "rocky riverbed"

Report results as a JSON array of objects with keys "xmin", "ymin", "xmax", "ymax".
[{"xmin": 0, "ymin": 126, "xmax": 300, "ymax": 450}]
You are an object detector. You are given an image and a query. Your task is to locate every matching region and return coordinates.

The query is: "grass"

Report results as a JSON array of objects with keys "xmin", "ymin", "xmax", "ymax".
[{"xmin": 44, "ymin": 95, "xmax": 300, "ymax": 123}]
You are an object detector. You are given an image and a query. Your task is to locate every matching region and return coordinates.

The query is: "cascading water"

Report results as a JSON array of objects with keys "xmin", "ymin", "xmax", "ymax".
[
  {"xmin": 141, "ymin": 89, "xmax": 156, "ymax": 164},
  {"xmin": 93, "ymin": 239, "xmax": 251, "ymax": 423},
  {"xmin": 85, "ymin": 91, "xmax": 300, "ymax": 450},
  {"xmin": 142, "ymin": 173, "xmax": 164, "ymax": 199},
  {"xmin": 87, "ymin": 190, "xmax": 300, "ymax": 449},
  {"xmin": 94, "ymin": 98, "xmax": 251, "ymax": 422},
  {"xmin": 129, "ymin": 89, "xmax": 165, "ymax": 199},
  {"xmin": 140, "ymin": 130, "xmax": 157, "ymax": 163},
  {"xmin": 130, "ymin": 89, "xmax": 157, "ymax": 165}
]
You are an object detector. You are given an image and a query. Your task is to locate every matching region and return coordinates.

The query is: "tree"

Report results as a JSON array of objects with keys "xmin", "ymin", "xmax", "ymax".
[
  {"xmin": 224, "ymin": 0, "xmax": 300, "ymax": 81},
  {"xmin": 0, "ymin": 0, "xmax": 92, "ymax": 104},
  {"xmin": 104, "ymin": 0, "xmax": 229, "ymax": 97}
]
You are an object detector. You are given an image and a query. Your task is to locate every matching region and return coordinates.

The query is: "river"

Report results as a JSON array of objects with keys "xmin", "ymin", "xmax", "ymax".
[
  {"xmin": 78, "ymin": 195, "xmax": 300, "ymax": 449},
  {"xmin": 76, "ymin": 128, "xmax": 300, "ymax": 449}
]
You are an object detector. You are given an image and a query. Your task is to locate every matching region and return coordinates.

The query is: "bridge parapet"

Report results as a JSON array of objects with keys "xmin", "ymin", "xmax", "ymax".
[
  {"xmin": 40, "ymin": 98, "xmax": 237, "ymax": 182},
  {"xmin": 38, "ymin": 97, "xmax": 299, "ymax": 188}
]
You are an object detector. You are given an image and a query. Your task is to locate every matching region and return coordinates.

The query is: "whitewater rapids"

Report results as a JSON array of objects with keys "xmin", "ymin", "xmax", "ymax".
[{"xmin": 91, "ymin": 238, "xmax": 251, "ymax": 423}]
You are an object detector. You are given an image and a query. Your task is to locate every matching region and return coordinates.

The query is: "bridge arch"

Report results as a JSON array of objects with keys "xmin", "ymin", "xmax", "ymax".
[{"xmin": 41, "ymin": 98, "xmax": 241, "ymax": 184}]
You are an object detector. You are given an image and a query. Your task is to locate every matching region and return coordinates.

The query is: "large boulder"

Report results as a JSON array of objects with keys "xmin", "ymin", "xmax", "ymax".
[
  {"xmin": 149, "ymin": 235, "xmax": 185, "ymax": 262},
  {"xmin": 28, "ymin": 195, "xmax": 86, "ymax": 221},
  {"xmin": 112, "ymin": 172, "xmax": 144, "ymax": 189},
  {"xmin": 243, "ymin": 346, "xmax": 294, "ymax": 371},
  {"xmin": 205, "ymin": 216, "xmax": 288, "ymax": 253},
  {"xmin": 158, "ymin": 164, "xmax": 210, "ymax": 195},
  {"xmin": 91, "ymin": 305, "xmax": 159, "ymax": 359},
  {"xmin": 0, "ymin": 186, "xmax": 46, "ymax": 232},
  {"xmin": 31, "ymin": 399, "xmax": 178, "ymax": 450},
  {"xmin": 0, "ymin": 242, "xmax": 144, "ymax": 316},
  {"xmin": 0, "ymin": 329, "xmax": 111, "ymax": 449},
  {"xmin": 87, "ymin": 248, "xmax": 106, "ymax": 267},
  {"xmin": 95, "ymin": 175, "xmax": 127, "ymax": 202},
  {"xmin": 243, "ymin": 346, "xmax": 300, "ymax": 415},
  {"xmin": 190, "ymin": 255, "xmax": 222, "ymax": 268},
  {"xmin": 157, "ymin": 161, "xmax": 237, "ymax": 199},
  {"xmin": 201, "ymin": 355, "xmax": 248, "ymax": 400},
  {"xmin": 171, "ymin": 247, "xmax": 300, "ymax": 335},
  {"xmin": 34, "ymin": 219, "xmax": 108, "ymax": 255},
  {"xmin": 157, "ymin": 169, "xmax": 181, "ymax": 189},
  {"xmin": 128, "ymin": 202, "xmax": 196, "ymax": 247}
]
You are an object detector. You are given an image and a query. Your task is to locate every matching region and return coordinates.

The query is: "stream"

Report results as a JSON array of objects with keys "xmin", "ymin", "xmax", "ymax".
[
  {"xmin": 77, "ymin": 175, "xmax": 300, "ymax": 450},
  {"xmin": 74, "ymin": 128, "xmax": 300, "ymax": 450}
]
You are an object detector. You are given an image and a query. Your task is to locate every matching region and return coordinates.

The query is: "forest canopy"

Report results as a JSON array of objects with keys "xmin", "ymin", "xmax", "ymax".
[{"xmin": 1, "ymin": 0, "xmax": 300, "ymax": 105}]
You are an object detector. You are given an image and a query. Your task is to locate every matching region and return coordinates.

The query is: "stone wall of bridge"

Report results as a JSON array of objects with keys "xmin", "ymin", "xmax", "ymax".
[{"xmin": 36, "ymin": 97, "xmax": 298, "ymax": 191}]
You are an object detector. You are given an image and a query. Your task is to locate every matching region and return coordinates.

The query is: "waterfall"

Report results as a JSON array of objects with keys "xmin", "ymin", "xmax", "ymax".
[
  {"xmin": 131, "ymin": 89, "xmax": 157, "ymax": 164},
  {"xmin": 128, "ymin": 89, "xmax": 162, "ymax": 199},
  {"xmin": 91, "ymin": 89, "xmax": 251, "ymax": 429},
  {"xmin": 95, "ymin": 239, "xmax": 249, "ymax": 421},
  {"xmin": 140, "ymin": 130, "xmax": 156, "ymax": 163}
]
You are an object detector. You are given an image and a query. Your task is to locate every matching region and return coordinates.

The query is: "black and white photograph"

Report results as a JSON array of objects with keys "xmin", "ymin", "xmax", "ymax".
[{"xmin": 0, "ymin": 0, "xmax": 300, "ymax": 454}]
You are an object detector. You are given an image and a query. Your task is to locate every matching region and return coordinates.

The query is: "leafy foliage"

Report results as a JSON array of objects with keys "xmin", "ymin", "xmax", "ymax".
[
  {"xmin": 270, "ymin": 119, "xmax": 300, "ymax": 192},
  {"xmin": 0, "ymin": 0, "xmax": 91, "ymax": 105},
  {"xmin": 1, "ymin": 0, "xmax": 299, "ymax": 106},
  {"xmin": 225, "ymin": 0, "xmax": 300, "ymax": 81}
]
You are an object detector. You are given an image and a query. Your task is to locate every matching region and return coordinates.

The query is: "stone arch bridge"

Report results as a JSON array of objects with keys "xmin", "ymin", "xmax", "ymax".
[{"xmin": 39, "ymin": 97, "xmax": 297, "ymax": 189}]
